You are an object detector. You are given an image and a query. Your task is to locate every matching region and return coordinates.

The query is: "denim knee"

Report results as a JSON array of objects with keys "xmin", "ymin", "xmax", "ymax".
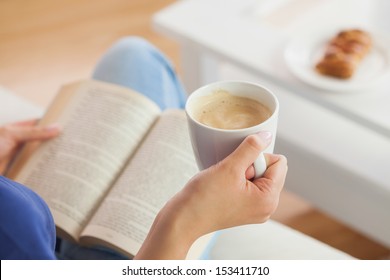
[
  {"xmin": 109, "ymin": 36, "xmax": 173, "ymax": 69},
  {"xmin": 92, "ymin": 36, "xmax": 186, "ymax": 109},
  {"xmin": 113, "ymin": 37, "xmax": 154, "ymax": 55}
]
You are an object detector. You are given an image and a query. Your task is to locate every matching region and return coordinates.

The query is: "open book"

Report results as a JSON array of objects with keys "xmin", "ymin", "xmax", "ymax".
[{"xmin": 6, "ymin": 79, "xmax": 212, "ymax": 259}]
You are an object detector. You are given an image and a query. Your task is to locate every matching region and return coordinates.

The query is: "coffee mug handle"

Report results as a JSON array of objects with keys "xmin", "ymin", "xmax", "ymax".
[{"xmin": 253, "ymin": 153, "xmax": 267, "ymax": 178}]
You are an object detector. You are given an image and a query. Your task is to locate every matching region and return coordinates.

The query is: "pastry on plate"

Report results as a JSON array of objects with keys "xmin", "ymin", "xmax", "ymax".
[{"xmin": 315, "ymin": 29, "xmax": 372, "ymax": 79}]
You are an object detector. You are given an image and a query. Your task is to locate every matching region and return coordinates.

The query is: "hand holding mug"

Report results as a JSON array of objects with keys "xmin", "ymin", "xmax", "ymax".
[{"xmin": 135, "ymin": 133, "xmax": 288, "ymax": 260}]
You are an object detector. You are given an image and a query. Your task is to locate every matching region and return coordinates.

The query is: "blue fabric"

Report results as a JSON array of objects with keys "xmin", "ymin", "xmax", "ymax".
[
  {"xmin": 92, "ymin": 36, "xmax": 187, "ymax": 110},
  {"xmin": 56, "ymin": 241, "xmax": 128, "ymax": 260},
  {"xmin": 0, "ymin": 176, "xmax": 56, "ymax": 259}
]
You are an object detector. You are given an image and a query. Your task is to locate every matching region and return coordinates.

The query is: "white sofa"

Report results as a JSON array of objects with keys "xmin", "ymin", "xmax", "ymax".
[{"xmin": 0, "ymin": 86, "xmax": 353, "ymax": 259}]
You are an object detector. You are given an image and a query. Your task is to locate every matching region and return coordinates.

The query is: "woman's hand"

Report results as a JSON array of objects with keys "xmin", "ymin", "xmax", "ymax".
[
  {"xmin": 0, "ymin": 119, "xmax": 61, "ymax": 174},
  {"xmin": 135, "ymin": 132, "xmax": 288, "ymax": 259}
]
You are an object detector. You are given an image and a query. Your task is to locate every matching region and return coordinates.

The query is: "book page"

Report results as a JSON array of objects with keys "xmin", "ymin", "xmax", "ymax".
[
  {"xmin": 80, "ymin": 109, "xmax": 200, "ymax": 257},
  {"xmin": 11, "ymin": 80, "xmax": 161, "ymax": 241}
]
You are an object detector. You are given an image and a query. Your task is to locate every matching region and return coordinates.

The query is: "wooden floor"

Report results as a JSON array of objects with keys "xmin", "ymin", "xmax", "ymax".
[{"xmin": 1, "ymin": 0, "xmax": 389, "ymax": 259}]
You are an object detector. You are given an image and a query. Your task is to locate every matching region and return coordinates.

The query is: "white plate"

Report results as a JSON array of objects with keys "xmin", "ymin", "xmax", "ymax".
[{"xmin": 284, "ymin": 28, "xmax": 390, "ymax": 92}]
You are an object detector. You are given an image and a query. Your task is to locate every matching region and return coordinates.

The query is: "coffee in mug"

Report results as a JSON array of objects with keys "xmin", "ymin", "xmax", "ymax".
[{"xmin": 191, "ymin": 89, "xmax": 272, "ymax": 130}]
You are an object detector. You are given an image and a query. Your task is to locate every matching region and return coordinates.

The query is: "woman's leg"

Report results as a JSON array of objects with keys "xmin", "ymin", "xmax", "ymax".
[{"xmin": 92, "ymin": 36, "xmax": 187, "ymax": 110}]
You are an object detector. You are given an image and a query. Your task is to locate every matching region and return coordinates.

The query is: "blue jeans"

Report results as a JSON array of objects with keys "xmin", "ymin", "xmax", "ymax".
[
  {"xmin": 93, "ymin": 36, "xmax": 187, "ymax": 110},
  {"xmin": 57, "ymin": 36, "xmax": 192, "ymax": 260}
]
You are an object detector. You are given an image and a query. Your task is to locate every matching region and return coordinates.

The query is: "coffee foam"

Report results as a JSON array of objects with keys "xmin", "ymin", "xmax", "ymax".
[{"xmin": 192, "ymin": 90, "xmax": 272, "ymax": 129}]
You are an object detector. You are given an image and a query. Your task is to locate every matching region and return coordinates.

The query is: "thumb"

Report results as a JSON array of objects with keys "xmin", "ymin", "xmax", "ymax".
[{"xmin": 223, "ymin": 131, "xmax": 272, "ymax": 172}]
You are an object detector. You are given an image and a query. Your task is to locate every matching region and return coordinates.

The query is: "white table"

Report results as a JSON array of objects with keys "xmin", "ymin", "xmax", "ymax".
[{"xmin": 154, "ymin": 0, "xmax": 390, "ymax": 247}]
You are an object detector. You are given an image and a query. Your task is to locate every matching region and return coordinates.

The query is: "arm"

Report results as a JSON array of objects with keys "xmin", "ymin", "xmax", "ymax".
[
  {"xmin": 0, "ymin": 175, "xmax": 58, "ymax": 259},
  {"xmin": 135, "ymin": 132, "xmax": 288, "ymax": 259}
]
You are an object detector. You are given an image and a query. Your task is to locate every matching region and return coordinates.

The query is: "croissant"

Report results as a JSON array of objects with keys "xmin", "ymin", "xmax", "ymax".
[{"xmin": 315, "ymin": 29, "xmax": 372, "ymax": 79}]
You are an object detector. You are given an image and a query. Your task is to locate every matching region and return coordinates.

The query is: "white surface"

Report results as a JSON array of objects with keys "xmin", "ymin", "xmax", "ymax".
[
  {"xmin": 0, "ymin": 86, "xmax": 43, "ymax": 125},
  {"xmin": 284, "ymin": 28, "xmax": 390, "ymax": 92},
  {"xmin": 210, "ymin": 222, "xmax": 353, "ymax": 260},
  {"xmin": 153, "ymin": 0, "xmax": 390, "ymax": 137}
]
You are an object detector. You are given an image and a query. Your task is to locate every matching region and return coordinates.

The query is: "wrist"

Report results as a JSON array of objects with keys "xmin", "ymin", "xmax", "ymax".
[{"xmin": 134, "ymin": 199, "xmax": 198, "ymax": 259}]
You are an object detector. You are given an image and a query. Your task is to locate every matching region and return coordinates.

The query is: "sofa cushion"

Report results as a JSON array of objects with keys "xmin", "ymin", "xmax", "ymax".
[
  {"xmin": 207, "ymin": 221, "xmax": 354, "ymax": 259},
  {"xmin": 0, "ymin": 86, "xmax": 43, "ymax": 125}
]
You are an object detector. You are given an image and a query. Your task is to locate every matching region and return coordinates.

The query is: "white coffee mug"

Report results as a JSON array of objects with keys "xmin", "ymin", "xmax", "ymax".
[{"xmin": 185, "ymin": 80, "xmax": 279, "ymax": 178}]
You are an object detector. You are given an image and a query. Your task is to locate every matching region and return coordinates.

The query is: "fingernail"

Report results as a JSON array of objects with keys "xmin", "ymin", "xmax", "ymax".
[
  {"xmin": 45, "ymin": 123, "xmax": 62, "ymax": 132},
  {"xmin": 256, "ymin": 131, "xmax": 272, "ymax": 145}
]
